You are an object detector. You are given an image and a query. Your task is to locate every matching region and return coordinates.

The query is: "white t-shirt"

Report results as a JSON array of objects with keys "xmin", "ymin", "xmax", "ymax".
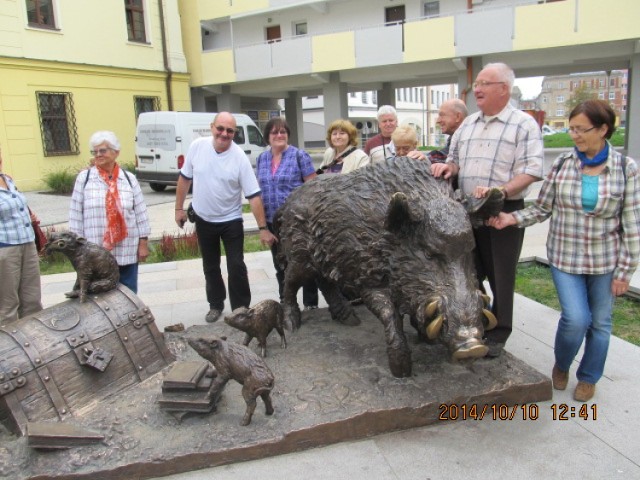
[{"xmin": 181, "ymin": 137, "xmax": 260, "ymax": 222}]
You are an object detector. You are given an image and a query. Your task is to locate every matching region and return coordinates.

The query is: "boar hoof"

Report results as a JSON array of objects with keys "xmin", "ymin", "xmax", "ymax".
[
  {"xmin": 338, "ymin": 311, "xmax": 361, "ymax": 326},
  {"xmin": 387, "ymin": 347, "xmax": 412, "ymax": 378},
  {"xmin": 65, "ymin": 290, "xmax": 80, "ymax": 299},
  {"xmin": 452, "ymin": 344, "xmax": 489, "ymax": 360}
]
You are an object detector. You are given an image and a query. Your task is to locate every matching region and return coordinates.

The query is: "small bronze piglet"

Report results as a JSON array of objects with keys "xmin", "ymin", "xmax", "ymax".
[
  {"xmin": 224, "ymin": 299, "xmax": 286, "ymax": 357},
  {"xmin": 187, "ymin": 335, "xmax": 275, "ymax": 426}
]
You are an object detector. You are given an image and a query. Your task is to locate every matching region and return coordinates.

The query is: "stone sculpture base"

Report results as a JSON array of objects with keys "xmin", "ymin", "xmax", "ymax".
[{"xmin": 0, "ymin": 306, "xmax": 551, "ymax": 480}]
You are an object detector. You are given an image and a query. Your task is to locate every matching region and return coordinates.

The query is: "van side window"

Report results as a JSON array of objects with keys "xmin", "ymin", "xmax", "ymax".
[
  {"xmin": 234, "ymin": 127, "xmax": 246, "ymax": 144},
  {"xmin": 247, "ymin": 125, "xmax": 265, "ymax": 146}
]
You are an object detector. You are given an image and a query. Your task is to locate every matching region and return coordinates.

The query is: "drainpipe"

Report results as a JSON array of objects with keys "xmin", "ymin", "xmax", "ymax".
[{"xmin": 158, "ymin": 0, "xmax": 174, "ymax": 110}]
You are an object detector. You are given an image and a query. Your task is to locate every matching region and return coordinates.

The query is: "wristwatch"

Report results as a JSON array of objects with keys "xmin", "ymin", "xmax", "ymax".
[{"xmin": 258, "ymin": 226, "xmax": 268, "ymax": 231}]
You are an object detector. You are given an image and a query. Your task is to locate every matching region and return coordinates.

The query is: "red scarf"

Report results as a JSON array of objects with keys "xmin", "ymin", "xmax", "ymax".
[{"xmin": 97, "ymin": 164, "xmax": 127, "ymax": 250}]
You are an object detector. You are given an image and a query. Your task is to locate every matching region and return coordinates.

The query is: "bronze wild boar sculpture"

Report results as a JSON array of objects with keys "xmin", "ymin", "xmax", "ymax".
[
  {"xmin": 188, "ymin": 335, "xmax": 275, "ymax": 426},
  {"xmin": 44, "ymin": 231, "xmax": 120, "ymax": 302},
  {"xmin": 273, "ymin": 157, "xmax": 503, "ymax": 378},
  {"xmin": 224, "ymin": 299, "xmax": 287, "ymax": 357}
]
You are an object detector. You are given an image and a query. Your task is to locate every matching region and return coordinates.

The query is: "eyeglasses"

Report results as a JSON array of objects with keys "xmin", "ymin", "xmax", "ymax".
[
  {"xmin": 90, "ymin": 148, "xmax": 112, "ymax": 156},
  {"xmin": 472, "ymin": 80, "xmax": 505, "ymax": 89},
  {"xmin": 270, "ymin": 129, "xmax": 288, "ymax": 136},
  {"xmin": 214, "ymin": 125, "xmax": 236, "ymax": 135},
  {"xmin": 568, "ymin": 126, "xmax": 596, "ymax": 136}
]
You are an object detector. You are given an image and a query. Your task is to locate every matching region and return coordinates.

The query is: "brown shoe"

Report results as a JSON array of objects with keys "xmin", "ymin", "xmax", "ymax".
[
  {"xmin": 552, "ymin": 364, "xmax": 569, "ymax": 390},
  {"xmin": 574, "ymin": 381, "xmax": 596, "ymax": 402}
]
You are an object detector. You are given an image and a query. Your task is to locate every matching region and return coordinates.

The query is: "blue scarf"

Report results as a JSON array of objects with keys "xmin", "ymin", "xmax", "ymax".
[{"xmin": 575, "ymin": 142, "xmax": 609, "ymax": 168}]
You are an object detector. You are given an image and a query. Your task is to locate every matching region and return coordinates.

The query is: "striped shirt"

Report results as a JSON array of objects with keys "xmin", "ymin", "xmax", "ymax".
[
  {"xmin": 69, "ymin": 167, "xmax": 151, "ymax": 265},
  {"xmin": 0, "ymin": 174, "xmax": 34, "ymax": 245},
  {"xmin": 448, "ymin": 103, "xmax": 544, "ymax": 198},
  {"xmin": 514, "ymin": 145, "xmax": 640, "ymax": 283}
]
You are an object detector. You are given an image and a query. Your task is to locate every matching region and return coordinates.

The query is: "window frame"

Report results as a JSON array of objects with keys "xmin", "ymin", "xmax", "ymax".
[
  {"xmin": 125, "ymin": 0, "xmax": 147, "ymax": 43},
  {"xmin": 134, "ymin": 95, "xmax": 161, "ymax": 119},
  {"xmin": 36, "ymin": 91, "xmax": 80, "ymax": 157},
  {"xmin": 26, "ymin": 0, "xmax": 57, "ymax": 30}
]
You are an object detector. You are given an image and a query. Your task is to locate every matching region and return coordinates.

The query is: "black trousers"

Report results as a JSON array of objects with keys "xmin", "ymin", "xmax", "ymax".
[
  {"xmin": 196, "ymin": 217, "xmax": 250, "ymax": 311},
  {"xmin": 268, "ymin": 223, "xmax": 318, "ymax": 307},
  {"xmin": 473, "ymin": 199, "xmax": 525, "ymax": 344}
]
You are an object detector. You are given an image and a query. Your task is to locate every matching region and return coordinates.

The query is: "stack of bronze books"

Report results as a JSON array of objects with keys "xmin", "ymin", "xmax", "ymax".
[
  {"xmin": 157, "ymin": 361, "xmax": 216, "ymax": 414},
  {"xmin": 27, "ymin": 422, "xmax": 104, "ymax": 450}
]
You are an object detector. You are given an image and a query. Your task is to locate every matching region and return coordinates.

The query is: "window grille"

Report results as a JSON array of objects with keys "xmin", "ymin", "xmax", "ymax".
[
  {"xmin": 36, "ymin": 92, "xmax": 79, "ymax": 156},
  {"xmin": 134, "ymin": 96, "xmax": 161, "ymax": 119}
]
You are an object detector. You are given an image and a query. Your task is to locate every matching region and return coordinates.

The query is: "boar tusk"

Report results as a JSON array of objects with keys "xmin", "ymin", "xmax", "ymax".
[
  {"xmin": 481, "ymin": 294, "xmax": 491, "ymax": 307},
  {"xmin": 482, "ymin": 309, "xmax": 497, "ymax": 330},
  {"xmin": 425, "ymin": 299, "xmax": 439, "ymax": 319},
  {"xmin": 426, "ymin": 314, "xmax": 444, "ymax": 340}
]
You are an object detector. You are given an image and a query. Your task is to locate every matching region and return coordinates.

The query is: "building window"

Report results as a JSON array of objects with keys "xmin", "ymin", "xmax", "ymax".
[
  {"xmin": 556, "ymin": 95, "xmax": 564, "ymax": 103},
  {"xmin": 623, "ymin": 94, "xmax": 627, "ymax": 101},
  {"xmin": 622, "ymin": 105, "xmax": 626, "ymax": 112},
  {"xmin": 556, "ymin": 109, "xmax": 564, "ymax": 117},
  {"xmin": 350, "ymin": 92, "xmax": 357, "ymax": 98},
  {"xmin": 36, "ymin": 92, "xmax": 79, "ymax": 156},
  {"xmin": 361, "ymin": 91, "xmax": 368, "ymax": 104},
  {"xmin": 558, "ymin": 82, "xmax": 563, "ymax": 89},
  {"xmin": 423, "ymin": 1, "xmax": 440, "ymax": 17},
  {"xmin": 26, "ymin": 0, "xmax": 56, "ymax": 29},
  {"xmin": 598, "ymin": 91, "xmax": 605, "ymax": 99},
  {"xmin": 372, "ymin": 91, "xmax": 377, "ymax": 104},
  {"xmin": 125, "ymin": 0, "xmax": 146, "ymax": 43},
  {"xmin": 134, "ymin": 96, "xmax": 160, "ymax": 119},
  {"xmin": 294, "ymin": 22, "xmax": 307, "ymax": 36},
  {"xmin": 541, "ymin": 96, "xmax": 547, "ymax": 103},
  {"xmin": 599, "ymin": 79, "xmax": 605, "ymax": 87},
  {"xmin": 609, "ymin": 91, "xmax": 616, "ymax": 100}
]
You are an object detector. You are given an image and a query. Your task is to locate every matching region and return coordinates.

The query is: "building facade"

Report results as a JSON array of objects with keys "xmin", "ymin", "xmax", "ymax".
[
  {"xmin": 538, "ymin": 70, "xmax": 628, "ymax": 129},
  {"xmin": 177, "ymin": 0, "xmax": 640, "ymax": 157},
  {"xmin": 0, "ymin": 0, "xmax": 190, "ymax": 190}
]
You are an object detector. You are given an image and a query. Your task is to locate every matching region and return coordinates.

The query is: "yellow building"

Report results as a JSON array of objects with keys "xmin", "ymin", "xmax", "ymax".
[{"xmin": 0, "ymin": 0, "xmax": 190, "ymax": 190}]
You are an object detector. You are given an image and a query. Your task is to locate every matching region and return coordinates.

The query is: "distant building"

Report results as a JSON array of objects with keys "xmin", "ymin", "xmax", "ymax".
[{"xmin": 537, "ymin": 71, "xmax": 628, "ymax": 129}]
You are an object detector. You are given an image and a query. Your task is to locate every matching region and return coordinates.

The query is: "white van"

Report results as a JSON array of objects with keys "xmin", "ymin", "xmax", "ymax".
[{"xmin": 135, "ymin": 111, "xmax": 266, "ymax": 191}]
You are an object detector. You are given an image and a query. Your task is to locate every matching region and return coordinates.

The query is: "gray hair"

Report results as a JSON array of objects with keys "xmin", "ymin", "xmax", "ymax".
[
  {"xmin": 89, "ymin": 131, "xmax": 121, "ymax": 151},
  {"xmin": 442, "ymin": 98, "xmax": 468, "ymax": 117},
  {"xmin": 483, "ymin": 62, "xmax": 515, "ymax": 92},
  {"xmin": 377, "ymin": 105, "xmax": 397, "ymax": 119}
]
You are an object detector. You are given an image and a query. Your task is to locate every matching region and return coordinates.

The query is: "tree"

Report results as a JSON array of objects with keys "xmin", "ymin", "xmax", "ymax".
[{"xmin": 564, "ymin": 84, "xmax": 597, "ymax": 113}]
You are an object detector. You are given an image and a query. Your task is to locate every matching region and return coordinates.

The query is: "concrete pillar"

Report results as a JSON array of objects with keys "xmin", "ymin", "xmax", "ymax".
[
  {"xmin": 190, "ymin": 88, "xmax": 207, "ymax": 112},
  {"xmin": 626, "ymin": 53, "xmax": 640, "ymax": 159},
  {"xmin": 322, "ymin": 72, "xmax": 348, "ymax": 129},
  {"xmin": 217, "ymin": 86, "xmax": 242, "ymax": 113},
  {"xmin": 284, "ymin": 91, "xmax": 304, "ymax": 148},
  {"xmin": 458, "ymin": 57, "xmax": 483, "ymax": 115},
  {"xmin": 376, "ymin": 82, "xmax": 396, "ymax": 108}
]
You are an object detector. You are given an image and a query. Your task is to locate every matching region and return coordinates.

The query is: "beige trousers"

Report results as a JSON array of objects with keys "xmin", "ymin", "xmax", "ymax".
[{"xmin": 0, "ymin": 242, "xmax": 43, "ymax": 323}]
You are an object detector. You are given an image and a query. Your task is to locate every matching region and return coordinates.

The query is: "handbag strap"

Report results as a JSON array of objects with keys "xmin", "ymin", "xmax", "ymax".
[{"xmin": 319, "ymin": 146, "xmax": 357, "ymax": 172}]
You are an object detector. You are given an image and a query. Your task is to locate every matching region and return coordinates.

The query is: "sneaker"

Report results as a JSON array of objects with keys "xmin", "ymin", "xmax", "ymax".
[
  {"xmin": 484, "ymin": 339, "xmax": 504, "ymax": 358},
  {"xmin": 551, "ymin": 364, "xmax": 569, "ymax": 391},
  {"xmin": 205, "ymin": 309, "xmax": 222, "ymax": 323},
  {"xmin": 303, "ymin": 305, "xmax": 318, "ymax": 312},
  {"xmin": 574, "ymin": 381, "xmax": 596, "ymax": 402}
]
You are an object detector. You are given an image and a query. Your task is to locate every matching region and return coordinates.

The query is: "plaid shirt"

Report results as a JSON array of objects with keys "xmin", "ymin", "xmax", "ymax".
[
  {"xmin": 256, "ymin": 146, "xmax": 315, "ymax": 223},
  {"xmin": 69, "ymin": 167, "xmax": 151, "ymax": 265},
  {"xmin": 448, "ymin": 103, "xmax": 544, "ymax": 198},
  {"xmin": 0, "ymin": 174, "xmax": 34, "ymax": 245},
  {"xmin": 514, "ymin": 145, "xmax": 640, "ymax": 283}
]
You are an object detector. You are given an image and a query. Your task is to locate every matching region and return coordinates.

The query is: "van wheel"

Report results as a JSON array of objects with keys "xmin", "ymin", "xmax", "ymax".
[{"xmin": 149, "ymin": 183, "xmax": 167, "ymax": 192}]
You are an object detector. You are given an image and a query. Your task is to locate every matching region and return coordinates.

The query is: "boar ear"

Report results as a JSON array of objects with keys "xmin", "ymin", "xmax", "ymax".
[
  {"xmin": 220, "ymin": 336, "xmax": 227, "ymax": 341},
  {"xmin": 461, "ymin": 189, "xmax": 504, "ymax": 228},
  {"xmin": 384, "ymin": 192, "xmax": 419, "ymax": 236}
]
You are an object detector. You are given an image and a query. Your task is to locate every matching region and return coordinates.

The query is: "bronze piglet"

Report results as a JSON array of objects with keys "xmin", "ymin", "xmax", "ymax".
[{"xmin": 224, "ymin": 299, "xmax": 287, "ymax": 357}]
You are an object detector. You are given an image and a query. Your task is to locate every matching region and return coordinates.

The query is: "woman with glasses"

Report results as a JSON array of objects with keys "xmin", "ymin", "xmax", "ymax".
[
  {"xmin": 69, "ymin": 131, "xmax": 151, "ymax": 294},
  {"xmin": 318, "ymin": 119, "xmax": 369, "ymax": 174},
  {"xmin": 0, "ymin": 146, "xmax": 43, "ymax": 323},
  {"xmin": 255, "ymin": 117, "xmax": 319, "ymax": 310},
  {"xmin": 486, "ymin": 100, "xmax": 640, "ymax": 402}
]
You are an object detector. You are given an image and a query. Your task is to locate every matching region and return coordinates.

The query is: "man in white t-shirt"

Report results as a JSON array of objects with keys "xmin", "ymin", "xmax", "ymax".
[{"xmin": 175, "ymin": 112, "xmax": 276, "ymax": 323}]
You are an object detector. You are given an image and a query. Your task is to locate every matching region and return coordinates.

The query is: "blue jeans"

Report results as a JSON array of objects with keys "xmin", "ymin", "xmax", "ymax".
[
  {"xmin": 119, "ymin": 263, "xmax": 139, "ymax": 294},
  {"xmin": 551, "ymin": 266, "xmax": 613, "ymax": 384}
]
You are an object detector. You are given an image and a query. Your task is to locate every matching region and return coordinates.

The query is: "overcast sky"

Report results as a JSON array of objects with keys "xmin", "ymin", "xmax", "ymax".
[{"xmin": 514, "ymin": 76, "xmax": 544, "ymax": 99}]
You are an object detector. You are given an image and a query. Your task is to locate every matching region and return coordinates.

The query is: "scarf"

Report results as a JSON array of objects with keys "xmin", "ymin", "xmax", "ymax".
[
  {"xmin": 96, "ymin": 163, "xmax": 127, "ymax": 250},
  {"xmin": 575, "ymin": 142, "xmax": 609, "ymax": 168}
]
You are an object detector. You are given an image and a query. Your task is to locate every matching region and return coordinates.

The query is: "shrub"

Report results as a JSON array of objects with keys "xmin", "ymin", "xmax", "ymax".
[{"xmin": 42, "ymin": 166, "xmax": 81, "ymax": 194}]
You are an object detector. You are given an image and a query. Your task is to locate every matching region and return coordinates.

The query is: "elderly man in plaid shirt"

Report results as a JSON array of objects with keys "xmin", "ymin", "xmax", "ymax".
[{"xmin": 432, "ymin": 62, "xmax": 544, "ymax": 358}]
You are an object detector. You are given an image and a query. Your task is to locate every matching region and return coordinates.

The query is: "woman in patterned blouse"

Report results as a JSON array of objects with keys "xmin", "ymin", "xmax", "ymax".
[{"xmin": 486, "ymin": 100, "xmax": 640, "ymax": 403}]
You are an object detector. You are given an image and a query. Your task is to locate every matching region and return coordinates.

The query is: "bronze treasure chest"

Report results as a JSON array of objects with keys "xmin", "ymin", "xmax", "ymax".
[{"xmin": 0, "ymin": 285, "xmax": 175, "ymax": 436}]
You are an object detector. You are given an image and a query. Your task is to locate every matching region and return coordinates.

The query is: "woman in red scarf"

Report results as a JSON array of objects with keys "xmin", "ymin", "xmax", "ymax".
[{"xmin": 69, "ymin": 131, "xmax": 151, "ymax": 293}]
